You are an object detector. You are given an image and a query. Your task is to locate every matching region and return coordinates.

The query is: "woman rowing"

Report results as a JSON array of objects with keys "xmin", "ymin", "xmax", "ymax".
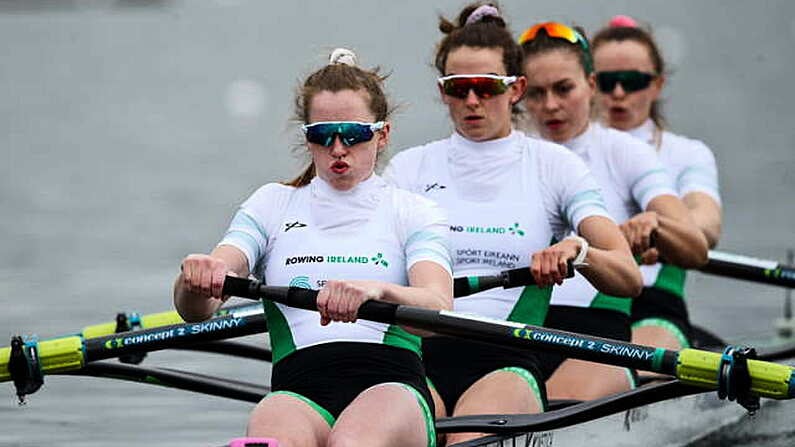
[
  {"xmin": 383, "ymin": 4, "xmax": 641, "ymax": 444},
  {"xmin": 591, "ymin": 16, "xmax": 723, "ymax": 351},
  {"xmin": 519, "ymin": 21, "xmax": 709, "ymax": 400},
  {"xmin": 174, "ymin": 49, "xmax": 452, "ymax": 447}
]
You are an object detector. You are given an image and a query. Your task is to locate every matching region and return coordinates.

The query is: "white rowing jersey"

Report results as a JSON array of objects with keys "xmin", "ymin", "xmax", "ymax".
[
  {"xmin": 218, "ymin": 175, "xmax": 452, "ymax": 364},
  {"xmin": 628, "ymin": 119, "xmax": 722, "ymax": 297},
  {"xmin": 550, "ymin": 123, "xmax": 677, "ymax": 313},
  {"xmin": 383, "ymin": 130, "xmax": 610, "ymax": 325}
]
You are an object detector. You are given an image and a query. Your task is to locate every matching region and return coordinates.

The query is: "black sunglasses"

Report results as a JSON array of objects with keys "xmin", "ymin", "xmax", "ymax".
[{"xmin": 596, "ymin": 70, "xmax": 655, "ymax": 94}]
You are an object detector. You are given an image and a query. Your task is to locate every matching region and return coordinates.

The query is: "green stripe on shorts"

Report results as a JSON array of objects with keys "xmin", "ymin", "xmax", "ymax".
[
  {"xmin": 497, "ymin": 367, "xmax": 545, "ymax": 411},
  {"xmin": 386, "ymin": 382, "xmax": 436, "ymax": 447},
  {"xmin": 624, "ymin": 368, "xmax": 637, "ymax": 389},
  {"xmin": 267, "ymin": 390, "xmax": 336, "ymax": 427},
  {"xmin": 632, "ymin": 317, "xmax": 691, "ymax": 348}
]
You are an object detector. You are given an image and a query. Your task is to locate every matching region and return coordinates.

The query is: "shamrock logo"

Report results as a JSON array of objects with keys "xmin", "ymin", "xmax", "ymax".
[
  {"xmin": 508, "ymin": 223, "xmax": 525, "ymax": 236},
  {"xmin": 371, "ymin": 252, "xmax": 389, "ymax": 268}
]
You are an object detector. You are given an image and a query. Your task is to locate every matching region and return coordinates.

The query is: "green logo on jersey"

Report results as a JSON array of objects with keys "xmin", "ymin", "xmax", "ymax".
[
  {"xmin": 289, "ymin": 276, "xmax": 313, "ymax": 289},
  {"xmin": 508, "ymin": 223, "xmax": 525, "ymax": 236},
  {"xmin": 371, "ymin": 252, "xmax": 389, "ymax": 268},
  {"xmin": 450, "ymin": 223, "xmax": 525, "ymax": 236}
]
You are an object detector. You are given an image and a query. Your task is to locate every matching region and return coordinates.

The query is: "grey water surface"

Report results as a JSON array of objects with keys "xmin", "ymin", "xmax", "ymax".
[{"xmin": 1, "ymin": 1, "xmax": 794, "ymax": 446}]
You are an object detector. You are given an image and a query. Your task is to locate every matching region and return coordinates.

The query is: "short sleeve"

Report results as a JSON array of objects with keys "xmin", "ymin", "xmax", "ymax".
[
  {"xmin": 537, "ymin": 141, "xmax": 613, "ymax": 239},
  {"xmin": 618, "ymin": 137, "xmax": 677, "ymax": 210},
  {"xmin": 218, "ymin": 183, "xmax": 293, "ymax": 273},
  {"xmin": 394, "ymin": 189, "xmax": 453, "ymax": 276},
  {"xmin": 676, "ymin": 140, "xmax": 721, "ymax": 205}
]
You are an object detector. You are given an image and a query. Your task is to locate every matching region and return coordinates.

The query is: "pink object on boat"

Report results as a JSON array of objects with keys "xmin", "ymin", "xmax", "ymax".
[
  {"xmin": 227, "ymin": 438, "xmax": 279, "ymax": 447},
  {"xmin": 609, "ymin": 15, "xmax": 638, "ymax": 28}
]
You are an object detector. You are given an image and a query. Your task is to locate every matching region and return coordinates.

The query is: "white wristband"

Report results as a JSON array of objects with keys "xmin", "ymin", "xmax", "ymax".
[{"xmin": 565, "ymin": 235, "xmax": 589, "ymax": 267}]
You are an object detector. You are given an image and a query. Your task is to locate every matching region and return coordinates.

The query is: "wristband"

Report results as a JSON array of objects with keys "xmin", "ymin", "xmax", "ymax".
[{"xmin": 565, "ymin": 235, "xmax": 589, "ymax": 267}]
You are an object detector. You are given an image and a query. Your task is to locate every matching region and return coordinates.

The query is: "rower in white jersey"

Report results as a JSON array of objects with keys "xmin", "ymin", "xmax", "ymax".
[
  {"xmin": 173, "ymin": 49, "xmax": 452, "ymax": 447},
  {"xmin": 519, "ymin": 21, "xmax": 709, "ymax": 401},
  {"xmin": 592, "ymin": 16, "xmax": 722, "ymax": 351},
  {"xmin": 384, "ymin": 5, "xmax": 641, "ymax": 446}
]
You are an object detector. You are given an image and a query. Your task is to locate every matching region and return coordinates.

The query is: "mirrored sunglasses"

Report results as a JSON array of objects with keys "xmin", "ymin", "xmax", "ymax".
[
  {"xmin": 518, "ymin": 22, "xmax": 593, "ymax": 73},
  {"xmin": 437, "ymin": 74, "xmax": 517, "ymax": 99},
  {"xmin": 301, "ymin": 121, "xmax": 385, "ymax": 147}
]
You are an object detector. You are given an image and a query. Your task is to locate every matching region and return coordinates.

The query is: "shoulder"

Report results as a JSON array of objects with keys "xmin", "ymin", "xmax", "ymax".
[
  {"xmin": 602, "ymin": 125, "xmax": 657, "ymax": 158},
  {"xmin": 662, "ymin": 130, "xmax": 717, "ymax": 163},
  {"xmin": 385, "ymin": 183, "xmax": 446, "ymax": 230},
  {"xmin": 243, "ymin": 182, "xmax": 297, "ymax": 208},
  {"xmin": 388, "ymin": 183, "xmax": 444, "ymax": 215},
  {"xmin": 525, "ymin": 133, "xmax": 590, "ymax": 174},
  {"xmin": 240, "ymin": 183, "xmax": 305, "ymax": 220},
  {"xmin": 383, "ymin": 138, "xmax": 450, "ymax": 189},
  {"xmin": 388, "ymin": 138, "xmax": 449, "ymax": 167}
]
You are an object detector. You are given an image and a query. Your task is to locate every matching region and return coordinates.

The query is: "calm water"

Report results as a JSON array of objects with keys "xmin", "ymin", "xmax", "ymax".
[{"xmin": 1, "ymin": 1, "xmax": 794, "ymax": 445}]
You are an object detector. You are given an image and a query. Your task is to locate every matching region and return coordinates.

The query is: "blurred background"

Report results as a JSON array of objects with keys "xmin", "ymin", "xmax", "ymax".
[{"xmin": 1, "ymin": 1, "xmax": 793, "ymax": 445}]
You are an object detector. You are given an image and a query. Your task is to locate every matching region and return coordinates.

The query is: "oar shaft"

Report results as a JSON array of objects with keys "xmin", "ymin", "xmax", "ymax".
[
  {"xmin": 228, "ymin": 278, "xmax": 669, "ymax": 370},
  {"xmin": 81, "ymin": 302, "xmax": 264, "ymax": 339},
  {"xmin": 224, "ymin": 277, "xmax": 795, "ymax": 400},
  {"xmin": 702, "ymin": 251, "xmax": 795, "ymax": 288},
  {"xmin": 83, "ymin": 313, "xmax": 267, "ymax": 363}
]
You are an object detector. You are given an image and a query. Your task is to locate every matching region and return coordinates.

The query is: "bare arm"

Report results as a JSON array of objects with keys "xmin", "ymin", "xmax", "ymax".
[
  {"xmin": 683, "ymin": 192, "xmax": 722, "ymax": 249},
  {"xmin": 530, "ymin": 216, "xmax": 642, "ymax": 297},
  {"xmin": 623, "ymin": 195, "xmax": 709, "ymax": 268},
  {"xmin": 576, "ymin": 216, "xmax": 643, "ymax": 297},
  {"xmin": 649, "ymin": 195, "xmax": 709, "ymax": 267},
  {"xmin": 173, "ymin": 245, "xmax": 250, "ymax": 322}
]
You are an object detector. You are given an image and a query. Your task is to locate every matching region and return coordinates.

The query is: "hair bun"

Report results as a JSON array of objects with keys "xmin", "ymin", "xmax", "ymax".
[
  {"xmin": 465, "ymin": 4, "xmax": 501, "ymax": 26},
  {"xmin": 608, "ymin": 15, "xmax": 638, "ymax": 28},
  {"xmin": 329, "ymin": 48, "xmax": 358, "ymax": 67}
]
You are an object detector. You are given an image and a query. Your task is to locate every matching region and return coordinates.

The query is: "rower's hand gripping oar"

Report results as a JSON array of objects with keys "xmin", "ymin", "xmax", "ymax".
[
  {"xmin": 453, "ymin": 261, "xmax": 574, "ymax": 297},
  {"xmin": 222, "ymin": 276, "xmax": 795, "ymax": 406}
]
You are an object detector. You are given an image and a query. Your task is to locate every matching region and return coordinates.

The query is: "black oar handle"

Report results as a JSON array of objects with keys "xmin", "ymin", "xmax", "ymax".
[
  {"xmin": 222, "ymin": 277, "xmax": 400, "ymax": 324},
  {"xmin": 701, "ymin": 251, "xmax": 795, "ymax": 288},
  {"xmin": 453, "ymin": 260, "xmax": 575, "ymax": 298}
]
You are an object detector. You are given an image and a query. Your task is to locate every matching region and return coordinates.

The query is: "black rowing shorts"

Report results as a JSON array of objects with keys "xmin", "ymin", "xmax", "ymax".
[
  {"xmin": 422, "ymin": 335, "xmax": 547, "ymax": 416},
  {"xmin": 630, "ymin": 286, "xmax": 693, "ymax": 347},
  {"xmin": 270, "ymin": 342, "xmax": 434, "ymax": 420}
]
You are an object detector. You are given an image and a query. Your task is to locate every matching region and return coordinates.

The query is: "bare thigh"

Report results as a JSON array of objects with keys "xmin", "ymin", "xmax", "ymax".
[
  {"xmin": 446, "ymin": 370, "xmax": 543, "ymax": 446},
  {"xmin": 329, "ymin": 383, "xmax": 432, "ymax": 447},
  {"xmin": 546, "ymin": 359, "xmax": 633, "ymax": 401},
  {"xmin": 247, "ymin": 393, "xmax": 331, "ymax": 447}
]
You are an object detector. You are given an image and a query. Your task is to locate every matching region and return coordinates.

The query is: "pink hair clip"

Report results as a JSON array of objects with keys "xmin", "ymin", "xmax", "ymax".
[{"xmin": 608, "ymin": 15, "xmax": 638, "ymax": 28}]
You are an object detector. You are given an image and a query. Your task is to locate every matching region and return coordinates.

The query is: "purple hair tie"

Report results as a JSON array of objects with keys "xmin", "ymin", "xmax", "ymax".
[{"xmin": 465, "ymin": 5, "xmax": 500, "ymax": 26}]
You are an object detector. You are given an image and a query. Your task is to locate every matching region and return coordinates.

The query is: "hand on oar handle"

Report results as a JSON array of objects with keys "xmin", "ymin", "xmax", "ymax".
[
  {"xmin": 452, "ymin": 261, "xmax": 575, "ymax": 297},
  {"xmin": 316, "ymin": 280, "xmax": 384, "ymax": 325},
  {"xmin": 180, "ymin": 254, "xmax": 235, "ymax": 302},
  {"xmin": 531, "ymin": 238, "xmax": 583, "ymax": 287},
  {"xmin": 620, "ymin": 211, "xmax": 659, "ymax": 256}
]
